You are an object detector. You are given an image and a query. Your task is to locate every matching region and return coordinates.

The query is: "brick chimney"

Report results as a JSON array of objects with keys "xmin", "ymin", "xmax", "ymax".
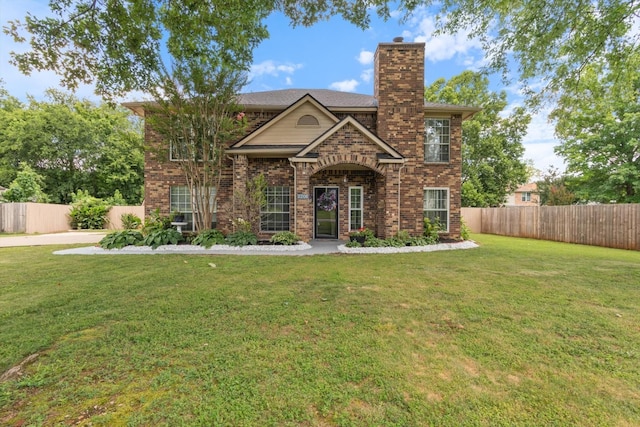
[{"xmin": 374, "ymin": 38, "xmax": 425, "ymax": 157}]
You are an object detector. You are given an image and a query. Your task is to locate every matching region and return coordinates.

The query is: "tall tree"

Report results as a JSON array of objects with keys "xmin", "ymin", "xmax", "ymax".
[
  {"xmin": 425, "ymin": 71, "xmax": 531, "ymax": 206},
  {"xmin": 552, "ymin": 51, "xmax": 640, "ymax": 203},
  {"xmin": 0, "ymin": 89, "xmax": 144, "ymax": 204},
  {"xmin": 0, "ymin": 162, "xmax": 49, "ymax": 203}
]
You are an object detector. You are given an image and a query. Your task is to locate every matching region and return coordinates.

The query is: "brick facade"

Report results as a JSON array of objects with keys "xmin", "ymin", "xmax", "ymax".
[{"xmin": 140, "ymin": 39, "xmax": 472, "ymax": 241}]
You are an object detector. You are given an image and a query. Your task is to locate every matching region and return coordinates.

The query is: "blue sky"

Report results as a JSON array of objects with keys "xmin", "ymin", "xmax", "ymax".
[{"xmin": 0, "ymin": 0, "xmax": 563, "ymax": 174}]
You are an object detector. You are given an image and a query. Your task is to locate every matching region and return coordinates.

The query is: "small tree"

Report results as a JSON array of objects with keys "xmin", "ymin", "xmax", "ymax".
[
  {"xmin": 0, "ymin": 162, "xmax": 49, "ymax": 203},
  {"xmin": 147, "ymin": 69, "xmax": 248, "ymax": 232},
  {"xmin": 233, "ymin": 173, "xmax": 267, "ymax": 236}
]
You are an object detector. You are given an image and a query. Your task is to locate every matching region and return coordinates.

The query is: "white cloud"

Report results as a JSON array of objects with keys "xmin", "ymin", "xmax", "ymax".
[
  {"xmin": 356, "ymin": 50, "xmax": 374, "ymax": 65},
  {"xmin": 329, "ymin": 79, "xmax": 359, "ymax": 92},
  {"xmin": 521, "ymin": 107, "xmax": 566, "ymax": 173},
  {"xmin": 249, "ymin": 60, "xmax": 303, "ymax": 79},
  {"xmin": 285, "ymin": 76, "xmax": 293, "ymax": 86},
  {"xmin": 360, "ymin": 68, "xmax": 373, "ymax": 83},
  {"xmin": 399, "ymin": 7, "xmax": 484, "ymax": 68}
]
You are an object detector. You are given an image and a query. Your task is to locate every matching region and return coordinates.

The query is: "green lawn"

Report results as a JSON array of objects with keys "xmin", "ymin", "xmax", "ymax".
[{"xmin": 1, "ymin": 235, "xmax": 639, "ymax": 426}]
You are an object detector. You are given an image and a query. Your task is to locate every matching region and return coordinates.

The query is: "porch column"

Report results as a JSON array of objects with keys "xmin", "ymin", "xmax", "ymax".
[
  {"xmin": 232, "ymin": 155, "xmax": 248, "ymax": 223},
  {"xmin": 294, "ymin": 163, "xmax": 313, "ymax": 241}
]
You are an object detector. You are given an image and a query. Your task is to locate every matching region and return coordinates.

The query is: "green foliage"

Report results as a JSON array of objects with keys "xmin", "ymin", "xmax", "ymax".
[
  {"xmin": 552, "ymin": 53, "xmax": 640, "ymax": 203},
  {"xmin": 363, "ymin": 237, "xmax": 386, "ymax": 247},
  {"xmin": 269, "ymin": 231, "xmax": 301, "ymax": 246},
  {"xmin": 225, "ymin": 230, "xmax": 258, "ymax": 247},
  {"xmin": 233, "ymin": 174, "xmax": 268, "ymax": 236},
  {"xmin": 460, "ymin": 219, "xmax": 471, "ymax": 241},
  {"xmin": 423, "ymin": 218, "xmax": 442, "ymax": 244},
  {"xmin": 68, "ymin": 190, "xmax": 111, "ymax": 230},
  {"xmin": 0, "ymin": 90, "xmax": 144, "ymax": 204},
  {"xmin": 106, "ymin": 190, "xmax": 127, "ymax": 206},
  {"xmin": 142, "ymin": 228, "xmax": 184, "ymax": 249},
  {"xmin": 192, "ymin": 229, "xmax": 226, "ymax": 248},
  {"xmin": 0, "ymin": 162, "xmax": 49, "ymax": 203},
  {"xmin": 394, "ymin": 230, "xmax": 411, "ymax": 244},
  {"xmin": 143, "ymin": 209, "xmax": 173, "ymax": 234},
  {"xmin": 407, "ymin": 236, "xmax": 434, "ymax": 246},
  {"xmin": 120, "ymin": 213, "xmax": 142, "ymax": 230},
  {"xmin": 536, "ymin": 167, "xmax": 578, "ymax": 206},
  {"xmin": 99, "ymin": 230, "xmax": 143, "ymax": 249},
  {"xmin": 425, "ymin": 71, "xmax": 530, "ymax": 207}
]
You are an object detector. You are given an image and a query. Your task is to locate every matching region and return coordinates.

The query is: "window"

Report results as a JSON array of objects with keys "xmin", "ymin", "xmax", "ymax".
[
  {"xmin": 521, "ymin": 192, "xmax": 532, "ymax": 202},
  {"xmin": 169, "ymin": 124, "xmax": 216, "ymax": 161},
  {"xmin": 424, "ymin": 118, "xmax": 450, "ymax": 162},
  {"xmin": 261, "ymin": 186, "xmax": 290, "ymax": 232},
  {"xmin": 423, "ymin": 188, "xmax": 449, "ymax": 232},
  {"xmin": 296, "ymin": 115, "xmax": 320, "ymax": 126},
  {"xmin": 349, "ymin": 186, "xmax": 363, "ymax": 231},
  {"xmin": 170, "ymin": 186, "xmax": 217, "ymax": 231}
]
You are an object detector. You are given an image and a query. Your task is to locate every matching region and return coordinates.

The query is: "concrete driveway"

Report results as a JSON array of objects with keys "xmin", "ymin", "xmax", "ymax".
[{"xmin": 0, "ymin": 231, "xmax": 107, "ymax": 248}]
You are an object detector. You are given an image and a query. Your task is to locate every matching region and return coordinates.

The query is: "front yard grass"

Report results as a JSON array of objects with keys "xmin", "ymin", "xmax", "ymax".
[{"xmin": 1, "ymin": 234, "xmax": 639, "ymax": 426}]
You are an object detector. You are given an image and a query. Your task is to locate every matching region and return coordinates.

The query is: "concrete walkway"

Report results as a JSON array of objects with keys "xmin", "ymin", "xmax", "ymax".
[{"xmin": 0, "ymin": 231, "xmax": 108, "ymax": 248}]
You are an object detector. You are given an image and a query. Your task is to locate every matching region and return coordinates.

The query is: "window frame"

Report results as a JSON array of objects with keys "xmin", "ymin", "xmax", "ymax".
[
  {"xmin": 169, "ymin": 185, "xmax": 217, "ymax": 231},
  {"xmin": 348, "ymin": 186, "xmax": 364, "ymax": 231},
  {"xmin": 260, "ymin": 186, "xmax": 291, "ymax": 233},
  {"xmin": 521, "ymin": 192, "xmax": 532, "ymax": 202},
  {"xmin": 423, "ymin": 187, "xmax": 450, "ymax": 232},
  {"xmin": 424, "ymin": 118, "xmax": 450, "ymax": 163}
]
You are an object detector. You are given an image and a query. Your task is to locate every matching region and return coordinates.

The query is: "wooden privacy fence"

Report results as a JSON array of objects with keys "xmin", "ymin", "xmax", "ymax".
[
  {"xmin": 0, "ymin": 203, "xmax": 145, "ymax": 234},
  {"xmin": 467, "ymin": 205, "xmax": 640, "ymax": 251}
]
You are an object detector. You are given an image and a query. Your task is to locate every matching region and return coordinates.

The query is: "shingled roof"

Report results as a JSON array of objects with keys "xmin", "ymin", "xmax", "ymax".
[{"xmin": 238, "ymin": 89, "xmax": 377, "ymax": 108}]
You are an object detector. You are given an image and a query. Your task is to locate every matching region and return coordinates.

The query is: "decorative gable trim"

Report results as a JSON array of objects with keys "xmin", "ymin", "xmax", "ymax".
[
  {"xmin": 294, "ymin": 115, "xmax": 404, "ymax": 163},
  {"xmin": 229, "ymin": 94, "xmax": 340, "ymax": 149}
]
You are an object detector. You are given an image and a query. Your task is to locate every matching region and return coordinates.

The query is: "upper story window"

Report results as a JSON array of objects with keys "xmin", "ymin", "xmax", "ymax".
[
  {"xmin": 297, "ymin": 115, "xmax": 320, "ymax": 127},
  {"xmin": 521, "ymin": 192, "xmax": 532, "ymax": 202},
  {"xmin": 424, "ymin": 118, "xmax": 450, "ymax": 163}
]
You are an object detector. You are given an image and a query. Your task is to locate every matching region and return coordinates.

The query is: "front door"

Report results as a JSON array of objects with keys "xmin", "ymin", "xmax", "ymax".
[{"xmin": 314, "ymin": 187, "xmax": 338, "ymax": 239}]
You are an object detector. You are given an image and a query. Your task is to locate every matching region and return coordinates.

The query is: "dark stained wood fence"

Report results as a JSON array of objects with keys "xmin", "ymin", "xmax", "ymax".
[{"xmin": 476, "ymin": 205, "xmax": 640, "ymax": 250}]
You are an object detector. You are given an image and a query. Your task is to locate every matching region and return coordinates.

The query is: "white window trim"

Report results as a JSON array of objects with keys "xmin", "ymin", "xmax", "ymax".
[
  {"xmin": 423, "ymin": 187, "xmax": 450, "ymax": 233},
  {"xmin": 260, "ymin": 186, "xmax": 291, "ymax": 233},
  {"xmin": 348, "ymin": 186, "xmax": 363, "ymax": 231},
  {"xmin": 424, "ymin": 118, "xmax": 451, "ymax": 163},
  {"xmin": 170, "ymin": 185, "xmax": 217, "ymax": 232}
]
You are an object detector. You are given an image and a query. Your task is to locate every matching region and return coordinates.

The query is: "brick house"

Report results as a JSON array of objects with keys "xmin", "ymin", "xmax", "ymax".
[
  {"xmin": 505, "ymin": 183, "xmax": 540, "ymax": 206},
  {"xmin": 125, "ymin": 39, "xmax": 479, "ymax": 241}
]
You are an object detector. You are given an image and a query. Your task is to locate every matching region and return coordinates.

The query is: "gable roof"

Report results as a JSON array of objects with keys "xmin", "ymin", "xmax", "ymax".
[
  {"xmin": 228, "ymin": 94, "xmax": 340, "ymax": 152},
  {"xmin": 293, "ymin": 115, "xmax": 404, "ymax": 164}
]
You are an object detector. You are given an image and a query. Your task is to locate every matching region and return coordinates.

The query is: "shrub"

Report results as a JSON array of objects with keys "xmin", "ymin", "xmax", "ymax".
[
  {"xmin": 121, "ymin": 213, "xmax": 142, "ymax": 230},
  {"xmin": 143, "ymin": 209, "xmax": 172, "ymax": 234},
  {"xmin": 269, "ymin": 231, "xmax": 301, "ymax": 245},
  {"xmin": 192, "ymin": 229, "xmax": 226, "ymax": 248},
  {"xmin": 142, "ymin": 228, "xmax": 183, "ymax": 249},
  {"xmin": 460, "ymin": 219, "xmax": 471, "ymax": 240},
  {"xmin": 226, "ymin": 230, "xmax": 258, "ymax": 247},
  {"xmin": 99, "ymin": 230, "xmax": 143, "ymax": 249},
  {"xmin": 363, "ymin": 237, "xmax": 386, "ymax": 247},
  {"xmin": 345, "ymin": 239, "xmax": 362, "ymax": 248},
  {"xmin": 395, "ymin": 230, "xmax": 411, "ymax": 244},
  {"xmin": 68, "ymin": 190, "xmax": 111, "ymax": 230},
  {"xmin": 423, "ymin": 217, "xmax": 442, "ymax": 243},
  {"xmin": 408, "ymin": 236, "xmax": 436, "ymax": 246}
]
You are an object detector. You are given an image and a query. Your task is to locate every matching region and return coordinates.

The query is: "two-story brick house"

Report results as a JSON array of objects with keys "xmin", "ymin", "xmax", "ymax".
[{"xmin": 126, "ymin": 39, "xmax": 478, "ymax": 241}]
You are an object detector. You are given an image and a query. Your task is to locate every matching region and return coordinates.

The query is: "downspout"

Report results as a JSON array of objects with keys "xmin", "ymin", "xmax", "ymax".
[
  {"xmin": 289, "ymin": 160, "xmax": 297, "ymax": 235},
  {"xmin": 398, "ymin": 162, "xmax": 405, "ymax": 233},
  {"xmin": 226, "ymin": 155, "xmax": 235, "ymax": 222}
]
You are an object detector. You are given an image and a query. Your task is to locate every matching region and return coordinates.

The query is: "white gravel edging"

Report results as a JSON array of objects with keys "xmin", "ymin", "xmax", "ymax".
[
  {"xmin": 338, "ymin": 240, "xmax": 478, "ymax": 254},
  {"xmin": 54, "ymin": 242, "xmax": 312, "ymax": 255}
]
